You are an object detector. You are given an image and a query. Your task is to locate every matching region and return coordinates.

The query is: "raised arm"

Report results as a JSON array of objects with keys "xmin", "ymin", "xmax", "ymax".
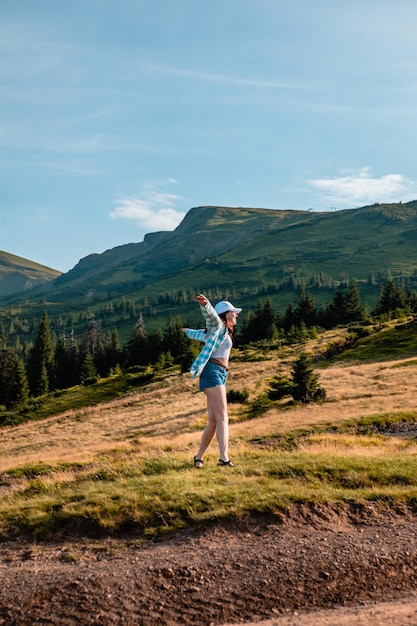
[{"xmin": 195, "ymin": 294, "xmax": 223, "ymax": 332}]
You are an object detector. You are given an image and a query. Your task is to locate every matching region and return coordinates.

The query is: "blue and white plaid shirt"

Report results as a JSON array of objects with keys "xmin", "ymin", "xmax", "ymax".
[{"xmin": 185, "ymin": 300, "xmax": 228, "ymax": 379}]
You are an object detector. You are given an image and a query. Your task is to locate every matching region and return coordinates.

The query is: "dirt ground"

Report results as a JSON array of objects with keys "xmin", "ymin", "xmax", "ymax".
[{"xmin": 1, "ymin": 503, "xmax": 417, "ymax": 626}]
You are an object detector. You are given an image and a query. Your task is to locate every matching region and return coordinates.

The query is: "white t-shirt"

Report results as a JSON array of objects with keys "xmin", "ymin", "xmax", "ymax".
[{"xmin": 211, "ymin": 332, "xmax": 232, "ymax": 360}]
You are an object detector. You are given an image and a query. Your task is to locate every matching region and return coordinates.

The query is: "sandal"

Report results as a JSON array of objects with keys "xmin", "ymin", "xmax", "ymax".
[
  {"xmin": 194, "ymin": 456, "xmax": 204, "ymax": 469},
  {"xmin": 217, "ymin": 459, "xmax": 234, "ymax": 467}
]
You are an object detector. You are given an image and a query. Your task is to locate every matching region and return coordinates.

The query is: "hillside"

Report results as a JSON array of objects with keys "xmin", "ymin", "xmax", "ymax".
[
  {"xmin": 2, "ymin": 201, "xmax": 417, "ymax": 343},
  {"xmin": 3, "ymin": 205, "xmax": 315, "ymax": 303},
  {"xmin": 6, "ymin": 202, "xmax": 417, "ymax": 303},
  {"xmin": 1, "ymin": 331, "xmax": 417, "ymax": 624},
  {"xmin": 0, "ymin": 251, "xmax": 61, "ymax": 297}
]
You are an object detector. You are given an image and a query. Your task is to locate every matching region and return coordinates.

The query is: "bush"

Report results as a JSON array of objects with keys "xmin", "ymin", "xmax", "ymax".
[
  {"xmin": 227, "ymin": 388, "xmax": 249, "ymax": 403},
  {"xmin": 267, "ymin": 375, "xmax": 292, "ymax": 400},
  {"xmin": 246, "ymin": 393, "xmax": 274, "ymax": 418}
]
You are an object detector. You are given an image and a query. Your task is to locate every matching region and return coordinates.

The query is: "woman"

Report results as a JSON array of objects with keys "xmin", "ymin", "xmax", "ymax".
[{"xmin": 183, "ymin": 294, "xmax": 241, "ymax": 468}]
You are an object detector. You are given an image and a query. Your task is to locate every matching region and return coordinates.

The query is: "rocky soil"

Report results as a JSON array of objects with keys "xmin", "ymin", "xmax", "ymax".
[{"xmin": 1, "ymin": 503, "xmax": 417, "ymax": 626}]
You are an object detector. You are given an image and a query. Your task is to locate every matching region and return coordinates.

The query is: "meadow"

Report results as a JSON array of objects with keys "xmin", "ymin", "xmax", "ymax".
[{"xmin": 1, "ymin": 327, "xmax": 417, "ymax": 540}]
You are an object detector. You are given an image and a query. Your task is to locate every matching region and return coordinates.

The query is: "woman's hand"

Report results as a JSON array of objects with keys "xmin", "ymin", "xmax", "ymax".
[{"xmin": 196, "ymin": 294, "xmax": 208, "ymax": 306}]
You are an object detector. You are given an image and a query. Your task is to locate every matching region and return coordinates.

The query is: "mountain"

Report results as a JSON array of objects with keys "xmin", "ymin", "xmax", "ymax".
[
  {"xmin": 2, "ymin": 201, "xmax": 417, "ymax": 342},
  {"xmin": 1, "ymin": 205, "xmax": 315, "ymax": 306},
  {"xmin": 14, "ymin": 201, "xmax": 417, "ymax": 298},
  {"xmin": 0, "ymin": 251, "xmax": 61, "ymax": 297}
]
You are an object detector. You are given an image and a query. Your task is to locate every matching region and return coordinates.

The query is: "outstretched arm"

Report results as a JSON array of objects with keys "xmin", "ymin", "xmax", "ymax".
[
  {"xmin": 183, "ymin": 328, "xmax": 206, "ymax": 341},
  {"xmin": 195, "ymin": 294, "xmax": 223, "ymax": 333},
  {"xmin": 181, "ymin": 294, "xmax": 223, "ymax": 345}
]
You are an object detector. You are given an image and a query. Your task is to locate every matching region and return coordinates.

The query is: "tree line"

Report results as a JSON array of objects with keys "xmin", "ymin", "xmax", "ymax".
[
  {"xmin": 237, "ymin": 278, "xmax": 417, "ymax": 344},
  {"xmin": 1, "ymin": 278, "xmax": 416, "ymax": 410},
  {"xmin": 2, "ymin": 269, "xmax": 416, "ymax": 353}
]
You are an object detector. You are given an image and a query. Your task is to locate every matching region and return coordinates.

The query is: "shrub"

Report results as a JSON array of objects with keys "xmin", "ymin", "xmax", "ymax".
[
  {"xmin": 227, "ymin": 388, "xmax": 249, "ymax": 403},
  {"xmin": 267, "ymin": 375, "xmax": 292, "ymax": 400}
]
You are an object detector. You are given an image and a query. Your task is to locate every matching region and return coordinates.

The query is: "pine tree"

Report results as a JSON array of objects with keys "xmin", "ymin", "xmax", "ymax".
[
  {"xmin": 290, "ymin": 352, "xmax": 326, "ymax": 404},
  {"xmin": 81, "ymin": 319, "xmax": 106, "ymax": 376},
  {"xmin": 282, "ymin": 302, "xmax": 296, "ymax": 332},
  {"xmin": 236, "ymin": 298, "xmax": 277, "ymax": 344},
  {"xmin": 261, "ymin": 299, "xmax": 277, "ymax": 339},
  {"xmin": 81, "ymin": 352, "xmax": 98, "ymax": 386},
  {"xmin": 125, "ymin": 315, "xmax": 149, "ymax": 367},
  {"xmin": 344, "ymin": 280, "xmax": 364, "ymax": 321},
  {"xmin": 27, "ymin": 311, "xmax": 54, "ymax": 396},
  {"xmin": 147, "ymin": 328, "xmax": 163, "ymax": 364},
  {"xmin": 163, "ymin": 316, "xmax": 188, "ymax": 360},
  {"xmin": 294, "ymin": 288, "xmax": 317, "ymax": 328},
  {"xmin": 0, "ymin": 346, "xmax": 29, "ymax": 408},
  {"xmin": 82, "ymin": 319, "xmax": 104, "ymax": 357},
  {"xmin": 373, "ymin": 279, "xmax": 407, "ymax": 316},
  {"xmin": 179, "ymin": 340, "xmax": 196, "ymax": 374},
  {"xmin": 324, "ymin": 290, "xmax": 347, "ymax": 327},
  {"xmin": 237, "ymin": 310, "xmax": 256, "ymax": 345},
  {"xmin": 10, "ymin": 357, "xmax": 30, "ymax": 406},
  {"xmin": 101, "ymin": 329, "xmax": 121, "ymax": 375},
  {"xmin": 54, "ymin": 332, "xmax": 79, "ymax": 389}
]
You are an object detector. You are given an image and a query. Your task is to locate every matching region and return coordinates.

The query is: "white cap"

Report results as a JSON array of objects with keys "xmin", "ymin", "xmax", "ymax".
[{"xmin": 214, "ymin": 300, "xmax": 242, "ymax": 315}]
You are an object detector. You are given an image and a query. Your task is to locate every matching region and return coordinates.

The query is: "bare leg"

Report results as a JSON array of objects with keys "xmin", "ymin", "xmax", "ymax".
[
  {"xmin": 196, "ymin": 385, "xmax": 229, "ymax": 461},
  {"xmin": 195, "ymin": 414, "xmax": 216, "ymax": 459}
]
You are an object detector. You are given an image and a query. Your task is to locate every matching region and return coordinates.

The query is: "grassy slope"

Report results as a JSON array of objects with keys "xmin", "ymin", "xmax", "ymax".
[
  {"xmin": 0, "ymin": 251, "xmax": 61, "ymax": 296},
  {"xmin": 50, "ymin": 201, "xmax": 417, "ymax": 294},
  {"xmin": 1, "ymin": 321, "xmax": 417, "ymax": 540},
  {"xmin": 0, "ymin": 251, "xmax": 61, "ymax": 275},
  {"xmin": 333, "ymin": 318, "xmax": 417, "ymax": 362},
  {"xmin": 219, "ymin": 204, "xmax": 417, "ymax": 280}
]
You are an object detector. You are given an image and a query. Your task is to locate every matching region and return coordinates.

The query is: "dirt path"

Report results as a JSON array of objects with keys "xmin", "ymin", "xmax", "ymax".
[
  {"xmin": 229, "ymin": 597, "xmax": 417, "ymax": 626},
  {"xmin": 1, "ymin": 504, "xmax": 417, "ymax": 626}
]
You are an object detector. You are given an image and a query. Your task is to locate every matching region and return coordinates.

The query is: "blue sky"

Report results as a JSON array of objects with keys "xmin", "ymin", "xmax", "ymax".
[{"xmin": 2, "ymin": 0, "xmax": 417, "ymax": 272}]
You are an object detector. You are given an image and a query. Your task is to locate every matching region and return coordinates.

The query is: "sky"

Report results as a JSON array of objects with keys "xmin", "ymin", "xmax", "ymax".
[{"xmin": 2, "ymin": 0, "xmax": 417, "ymax": 273}]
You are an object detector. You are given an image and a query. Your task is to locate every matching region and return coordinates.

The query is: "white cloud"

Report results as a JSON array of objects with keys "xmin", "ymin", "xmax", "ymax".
[
  {"xmin": 110, "ymin": 184, "xmax": 186, "ymax": 232},
  {"xmin": 308, "ymin": 168, "xmax": 417, "ymax": 207}
]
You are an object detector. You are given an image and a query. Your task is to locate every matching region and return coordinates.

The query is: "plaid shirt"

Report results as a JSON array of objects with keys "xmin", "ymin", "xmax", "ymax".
[{"xmin": 185, "ymin": 300, "xmax": 228, "ymax": 379}]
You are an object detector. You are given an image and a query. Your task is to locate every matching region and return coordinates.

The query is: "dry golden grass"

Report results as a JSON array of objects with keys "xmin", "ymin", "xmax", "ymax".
[
  {"xmin": 1, "ymin": 344, "xmax": 417, "ymax": 473},
  {"xmin": 230, "ymin": 353, "xmax": 417, "ymax": 441},
  {"xmin": 2, "ymin": 335, "xmax": 417, "ymax": 540},
  {"xmin": 299, "ymin": 433, "xmax": 417, "ymax": 457}
]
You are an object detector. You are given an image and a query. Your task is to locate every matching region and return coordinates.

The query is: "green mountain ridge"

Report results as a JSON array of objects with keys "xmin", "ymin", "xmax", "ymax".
[
  {"xmin": 2, "ymin": 202, "xmax": 417, "ymax": 343},
  {"xmin": 1, "ymin": 205, "xmax": 316, "ymax": 305},
  {"xmin": 0, "ymin": 251, "xmax": 61, "ymax": 297}
]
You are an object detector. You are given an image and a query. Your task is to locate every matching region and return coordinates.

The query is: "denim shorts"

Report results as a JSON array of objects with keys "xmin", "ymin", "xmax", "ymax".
[{"xmin": 199, "ymin": 360, "xmax": 229, "ymax": 391}]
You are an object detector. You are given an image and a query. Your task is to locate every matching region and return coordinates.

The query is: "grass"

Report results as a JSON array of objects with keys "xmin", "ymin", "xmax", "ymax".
[
  {"xmin": 2, "ymin": 326, "xmax": 417, "ymax": 540},
  {"xmin": 0, "ymin": 367, "xmax": 156, "ymax": 426},
  {"xmin": 332, "ymin": 319, "xmax": 417, "ymax": 362},
  {"xmin": 2, "ymin": 440, "xmax": 417, "ymax": 540}
]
